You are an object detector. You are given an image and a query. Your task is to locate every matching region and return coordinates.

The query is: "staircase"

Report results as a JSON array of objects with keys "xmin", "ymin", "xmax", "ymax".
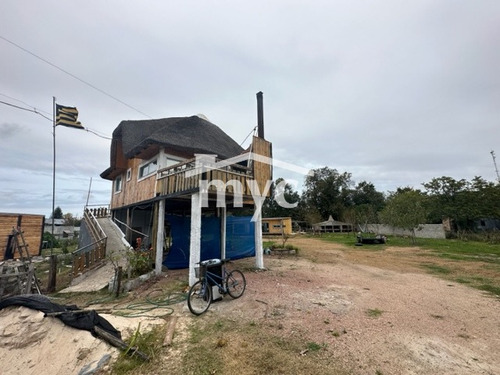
[{"xmin": 61, "ymin": 210, "xmax": 131, "ymax": 293}]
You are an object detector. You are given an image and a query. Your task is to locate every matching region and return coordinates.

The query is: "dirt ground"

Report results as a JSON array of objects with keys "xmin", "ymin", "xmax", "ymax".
[
  {"xmin": 167, "ymin": 236, "xmax": 500, "ymax": 375},
  {"xmin": 1, "ymin": 236, "xmax": 499, "ymax": 374}
]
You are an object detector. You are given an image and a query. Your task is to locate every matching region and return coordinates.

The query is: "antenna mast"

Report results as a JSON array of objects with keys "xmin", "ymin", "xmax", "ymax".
[{"xmin": 491, "ymin": 150, "xmax": 500, "ymax": 183}]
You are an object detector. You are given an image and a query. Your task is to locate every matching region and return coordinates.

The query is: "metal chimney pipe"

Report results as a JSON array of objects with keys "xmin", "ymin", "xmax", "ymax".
[{"xmin": 256, "ymin": 91, "xmax": 264, "ymax": 139}]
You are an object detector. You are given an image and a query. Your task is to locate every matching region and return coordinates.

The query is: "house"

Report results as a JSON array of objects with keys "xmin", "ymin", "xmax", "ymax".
[
  {"xmin": 313, "ymin": 215, "xmax": 353, "ymax": 233},
  {"xmin": 262, "ymin": 217, "xmax": 292, "ymax": 235},
  {"xmin": 44, "ymin": 218, "xmax": 79, "ymax": 240},
  {"xmin": 99, "ymin": 93, "xmax": 272, "ymax": 285},
  {"xmin": 1, "ymin": 213, "xmax": 44, "ymax": 260}
]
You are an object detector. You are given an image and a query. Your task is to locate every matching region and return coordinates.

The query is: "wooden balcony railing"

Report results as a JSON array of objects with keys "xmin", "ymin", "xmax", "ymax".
[{"xmin": 156, "ymin": 156, "xmax": 254, "ymax": 197}]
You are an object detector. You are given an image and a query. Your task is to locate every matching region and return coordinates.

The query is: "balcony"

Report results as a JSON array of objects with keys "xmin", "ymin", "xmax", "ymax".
[{"xmin": 156, "ymin": 156, "xmax": 254, "ymax": 198}]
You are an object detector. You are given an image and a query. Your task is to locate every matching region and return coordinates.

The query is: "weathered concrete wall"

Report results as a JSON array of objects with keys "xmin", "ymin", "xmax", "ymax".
[{"xmin": 362, "ymin": 224, "xmax": 446, "ymax": 239}]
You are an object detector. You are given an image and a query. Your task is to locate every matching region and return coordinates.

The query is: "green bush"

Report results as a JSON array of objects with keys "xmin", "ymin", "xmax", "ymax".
[
  {"xmin": 43, "ymin": 231, "xmax": 60, "ymax": 248},
  {"xmin": 127, "ymin": 250, "xmax": 152, "ymax": 277}
]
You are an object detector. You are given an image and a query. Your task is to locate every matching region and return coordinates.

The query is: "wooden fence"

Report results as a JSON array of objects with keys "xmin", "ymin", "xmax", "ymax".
[{"xmin": 72, "ymin": 208, "xmax": 108, "ymax": 277}]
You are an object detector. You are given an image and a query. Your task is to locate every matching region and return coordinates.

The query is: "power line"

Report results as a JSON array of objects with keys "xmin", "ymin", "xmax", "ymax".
[
  {"xmin": 85, "ymin": 128, "xmax": 112, "ymax": 140},
  {"xmin": 1, "ymin": 97, "xmax": 112, "ymax": 140},
  {"xmin": 0, "ymin": 99, "xmax": 52, "ymax": 122},
  {"xmin": 0, "ymin": 35, "xmax": 152, "ymax": 119},
  {"xmin": 0, "ymin": 93, "xmax": 52, "ymax": 116}
]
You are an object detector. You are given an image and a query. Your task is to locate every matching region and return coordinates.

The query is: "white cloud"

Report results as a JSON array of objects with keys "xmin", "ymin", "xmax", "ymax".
[{"xmin": 0, "ymin": 0, "xmax": 499, "ymax": 216}]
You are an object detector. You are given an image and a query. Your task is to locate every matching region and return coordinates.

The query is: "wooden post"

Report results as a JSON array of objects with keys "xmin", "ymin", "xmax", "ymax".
[
  {"xmin": 163, "ymin": 316, "xmax": 178, "ymax": 347},
  {"xmin": 47, "ymin": 254, "xmax": 57, "ymax": 293},
  {"xmin": 115, "ymin": 266, "xmax": 122, "ymax": 297}
]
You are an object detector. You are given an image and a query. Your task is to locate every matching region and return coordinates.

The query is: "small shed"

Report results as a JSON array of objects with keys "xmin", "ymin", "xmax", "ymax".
[
  {"xmin": 44, "ymin": 219, "xmax": 79, "ymax": 239},
  {"xmin": 1, "ymin": 213, "xmax": 45, "ymax": 260},
  {"xmin": 313, "ymin": 215, "xmax": 353, "ymax": 233},
  {"xmin": 262, "ymin": 217, "xmax": 292, "ymax": 235}
]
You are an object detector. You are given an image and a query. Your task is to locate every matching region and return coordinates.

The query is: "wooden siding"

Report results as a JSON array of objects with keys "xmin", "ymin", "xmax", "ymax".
[
  {"xmin": 0, "ymin": 213, "xmax": 44, "ymax": 259},
  {"xmin": 252, "ymin": 136, "xmax": 272, "ymax": 197},
  {"xmin": 262, "ymin": 217, "xmax": 292, "ymax": 235},
  {"xmin": 111, "ymin": 158, "xmax": 157, "ymax": 209},
  {"xmin": 111, "ymin": 137, "xmax": 272, "ymax": 209}
]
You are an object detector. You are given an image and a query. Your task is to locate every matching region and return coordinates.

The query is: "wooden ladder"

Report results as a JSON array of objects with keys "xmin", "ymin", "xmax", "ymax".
[
  {"xmin": 11, "ymin": 227, "xmax": 31, "ymax": 261},
  {"xmin": 9, "ymin": 227, "xmax": 41, "ymax": 294}
]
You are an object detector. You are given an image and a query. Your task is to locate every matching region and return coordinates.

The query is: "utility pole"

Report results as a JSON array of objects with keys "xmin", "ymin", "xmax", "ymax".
[{"xmin": 491, "ymin": 150, "xmax": 500, "ymax": 183}]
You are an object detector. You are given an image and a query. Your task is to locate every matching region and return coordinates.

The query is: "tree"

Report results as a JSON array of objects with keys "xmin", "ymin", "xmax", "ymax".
[
  {"xmin": 347, "ymin": 181, "xmax": 386, "ymax": 231},
  {"xmin": 63, "ymin": 213, "xmax": 76, "ymax": 226},
  {"xmin": 302, "ymin": 167, "xmax": 352, "ymax": 221},
  {"xmin": 51, "ymin": 206, "xmax": 63, "ymax": 219},
  {"xmin": 422, "ymin": 176, "xmax": 468, "ymax": 227},
  {"xmin": 380, "ymin": 189, "xmax": 428, "ymax": 244},
  {"xmin": 422, "ymin": 176, "xmax": 500, "ymax": 231},
  {"xmin": 262, "ymin": 178, "xmax": 302, "ymax": 220}
]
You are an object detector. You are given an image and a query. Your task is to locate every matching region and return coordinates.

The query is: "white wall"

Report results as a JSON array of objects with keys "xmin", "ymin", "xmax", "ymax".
[{"xmin": 361, "ymin": 224, "xmax": 446, "ymax": 239}]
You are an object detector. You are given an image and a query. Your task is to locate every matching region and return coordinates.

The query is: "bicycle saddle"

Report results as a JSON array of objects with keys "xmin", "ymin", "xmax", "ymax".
[{"xmin": 200, "ymin": 258, "xmax": 222, "ymax": 266}]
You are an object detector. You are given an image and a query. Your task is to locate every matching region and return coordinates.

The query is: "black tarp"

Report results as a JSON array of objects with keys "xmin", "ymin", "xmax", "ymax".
[{"xmin": 0, "ymin": 294, "xmax": 121, "ymax": 339}]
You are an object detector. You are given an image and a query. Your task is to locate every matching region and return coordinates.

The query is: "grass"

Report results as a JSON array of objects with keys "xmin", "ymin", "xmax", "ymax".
[
  {"xmin": 314, "ymin": 232, "xmax": 500, "ymax": 297},
  {"xmin": 178, "ymin": 318, "xmax": 348, "ymax": 375},
  {"xmin": 111, "ymin": 323, "xmax": 167, "ymax": 374},
  {"xmin": 34, "ymin": 253, "xmax": 74, "ymax": 293},
  {"xmin": 421, "ymin": 264, "xmax": 452, "ymax": 274},
  {"xmin": 317, "ymin": 232, "xmax": 500, "ymax": 258},
  {"xmin": 366, "ymin": 308, "xmax": 384, "ymax": 318}
]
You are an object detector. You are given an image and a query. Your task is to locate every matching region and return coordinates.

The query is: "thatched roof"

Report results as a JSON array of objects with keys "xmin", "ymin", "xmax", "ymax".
[
  {"xmin": 101, "ymin": 115, "xmax": 244, "ymax": 179},
  {"xmin": 314, "ymin": 215, "xmax": 351, "ymax": 227}
]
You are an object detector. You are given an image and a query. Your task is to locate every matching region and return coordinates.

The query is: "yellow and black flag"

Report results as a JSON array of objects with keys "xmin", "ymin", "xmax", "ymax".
[{"xmin": 55, "ymin": 104, "xmax": 84, "ymax": 129}]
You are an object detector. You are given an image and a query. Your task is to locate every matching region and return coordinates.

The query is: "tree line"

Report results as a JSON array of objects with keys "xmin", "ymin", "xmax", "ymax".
[{"xmin": 263, "ymin": 167, "xmax": 500, "ymax": 235}]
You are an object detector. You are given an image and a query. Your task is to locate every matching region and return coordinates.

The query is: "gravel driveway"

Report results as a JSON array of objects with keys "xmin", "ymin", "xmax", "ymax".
[{"xmin": 204, "ymin": 237, "xmax": 500, "ymax": 375}]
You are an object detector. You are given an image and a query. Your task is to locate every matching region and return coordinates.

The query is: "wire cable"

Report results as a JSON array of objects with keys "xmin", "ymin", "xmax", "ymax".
[
  {"xmin": 85, "ymin": 128, "xmax": 112, "ymax": 140},
  {"xmin": 0, "ymin": 99, "xmax": 52, "ymax": 122},
  {"xmin": 0, "ymin": 93, "xmax": 52, "ymax": 116},
  {"xmin": 0, "ymin": 35, "xmax": 152, "ymax": 119},
  {"xmin": 1, "ymin": 98, "xmax": 113, "ymax": 139},
  {"xmin": 240, "ymin": 125, "xmax": 257, "ymax": 146}
]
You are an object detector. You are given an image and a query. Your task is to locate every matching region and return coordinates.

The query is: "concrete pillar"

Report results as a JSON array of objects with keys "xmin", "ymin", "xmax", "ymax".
[
  {"xmin": 189, "ymin": 192, "xmax": 202, "ymax": 286},
  {"xmin": 254, "ymin": 197, "xmax": 264, "ymax": 269},
  {"xmin": 155, "ymin": 199, "xmax": 165, "ymax": 275},
  {"xmin": 220, "ymin": 206, "xmax": 226, "ymax": 260}
]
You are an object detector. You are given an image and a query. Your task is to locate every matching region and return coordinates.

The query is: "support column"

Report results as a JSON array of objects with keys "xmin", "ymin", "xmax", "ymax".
[
  {"xmin": 220, "ymin": 206, "xmax": 226, "ymax": 260},
  {"xmin": 126, "ymin": 207, "xmax": 132, "ymax": 244},
  {"xmin": 189, "ymin": 192, "xmax": 202, "ymax": 286},
  {"xmin": 254, "ymin": 197, "xmax": 264, "ymax": 269},
  {"xmin": 155, "ymin": 199, "xmax": 165, "ymax": 275}
]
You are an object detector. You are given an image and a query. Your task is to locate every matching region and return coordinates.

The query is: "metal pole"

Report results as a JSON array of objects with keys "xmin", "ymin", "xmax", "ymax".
[
  {"xmin": 51, "ymin": 97, "xmax": 56, "ymax": 255},
  {"xmin": 85, "ymin": 177, "xmax": 93, "ymax": 207},
  {"xmin": 491, "ymin": 151, "xmax": 500, "ymax": 183}
]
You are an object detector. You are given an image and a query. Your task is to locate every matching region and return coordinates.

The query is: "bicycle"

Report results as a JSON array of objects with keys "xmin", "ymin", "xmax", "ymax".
[{"xmin": 187, "ymin": 258, "xmax": 246, "ymax": 315}]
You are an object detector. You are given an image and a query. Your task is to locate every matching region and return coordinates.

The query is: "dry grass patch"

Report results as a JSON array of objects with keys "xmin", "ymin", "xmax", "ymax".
[{"xmin": 180, "ymin": 317, "xmax": 349, "ymax": 375}]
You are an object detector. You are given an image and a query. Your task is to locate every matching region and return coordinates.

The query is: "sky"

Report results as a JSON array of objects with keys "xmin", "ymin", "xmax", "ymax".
[{"xmin": 1, "ymin": 0, "xmax": 499, "ymax": 218}]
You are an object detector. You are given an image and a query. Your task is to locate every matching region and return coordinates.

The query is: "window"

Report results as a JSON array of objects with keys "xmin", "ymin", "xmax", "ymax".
[
  {"xmin": 114, "ymin": 175, "xmax": 122, "ymax": 193},
  {"xmin": 262, "ymin": 222, "xmax": 270, "ymax": 233},
  {"xmin": 166, "ymin": 157, "xmax": 181, "ymax": 167},
  {"xmin": 126, "ymin": 168, "xmax": 131, "ymax": 181},
  {"xmin": 139, "ymin": 159, "xmax": 158, "ymax": 179}
]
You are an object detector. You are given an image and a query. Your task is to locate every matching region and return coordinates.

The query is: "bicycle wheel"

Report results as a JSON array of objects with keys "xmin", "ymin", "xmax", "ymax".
[
  {"xmin": 226, "ymin": 270, "xmax": 246, "ymax": 299},
  {"xmin": 187, "ymin": 280, "xmax": 212, "ymax": 315}
]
